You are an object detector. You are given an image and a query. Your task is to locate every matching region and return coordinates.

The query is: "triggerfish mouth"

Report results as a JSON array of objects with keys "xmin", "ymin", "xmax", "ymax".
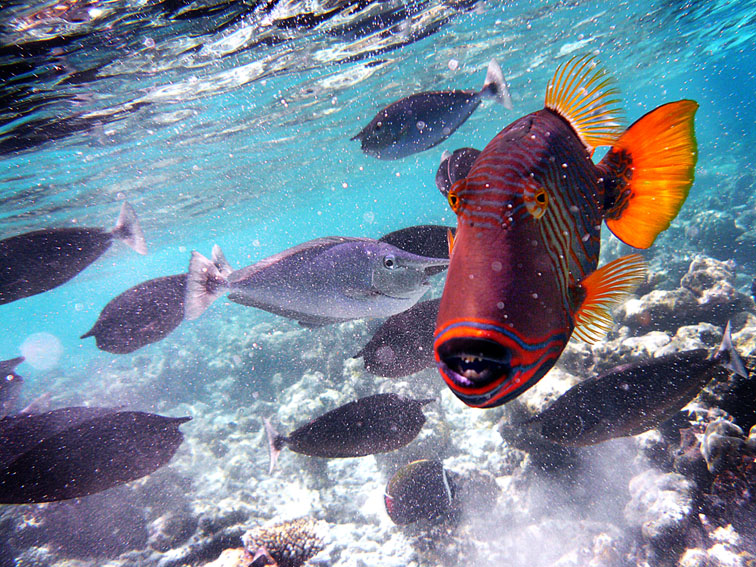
[{"xmin": 434, "ymin": 55, "xmax": 698, "ymax": 408}]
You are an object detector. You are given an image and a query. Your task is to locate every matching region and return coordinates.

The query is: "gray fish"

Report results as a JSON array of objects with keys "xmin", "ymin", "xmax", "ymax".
[
  {"xmin": 352, "ymin": 60, "xmax": 511, "ymax": 160},
  {"xmin": 0, "ymin": 357, "xmax": 24, "ymax": 419},
  {"xmin": 384, "ymin": 459, "xmax": 455, "ymax": 525},
  {"xmin": 185, "ymin": 237, "xmax": 448, "ymax": 325},
  {"xmin": 263, "ymin": 393, "xmax": 434, "ymax": 472},
  {"xmin": 0, "ymin": 202, "xmax": 147, "ymax": 305},
  {"xmin": 508, "ymin": 322, "xmax": 748, "ymax": 448},
  {"xmin": 435, "ymin": 147, "xmax": 481, "ymax": 198},
  {"xmin": 378, "ymin": 225, "xmax": 453, "ymax": 276},
  {"xmin": 82, "ymin": 246, "xmax": 231, "ymax": 354},
  {"xmin": 355, "ymin": 298, "xmax": 440, "ymax": 378},
  {"xmin": 0, "ymin": 407, "xmax": 190, "ymax": 503}
]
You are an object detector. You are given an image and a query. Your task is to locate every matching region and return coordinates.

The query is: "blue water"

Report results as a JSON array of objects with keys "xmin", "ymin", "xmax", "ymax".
[
  {"xmin": 3, "ymin": 0, "xmax": 755, "ymax": 390},
  {"xmin": 0, "ymin": 1, "xmax": 753, "ymax": 381},
  {"xmin": 2, "ymin": 1, "xmax": 756, "ymax": 564}
]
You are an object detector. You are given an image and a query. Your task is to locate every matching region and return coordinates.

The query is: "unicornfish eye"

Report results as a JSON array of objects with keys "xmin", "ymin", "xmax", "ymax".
[{"xmin": 383, "ymin": 255, "xmax": 396, "ymax": 269}]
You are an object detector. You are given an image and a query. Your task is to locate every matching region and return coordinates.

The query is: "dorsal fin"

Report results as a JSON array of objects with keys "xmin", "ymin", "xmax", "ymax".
[
  {"xmin": 545, "ymin": 55, "xmax": 623, "ymax": 152},
  {"xmin": 573, "ymin": 254, "xmax": 647, "ymax": 343}
]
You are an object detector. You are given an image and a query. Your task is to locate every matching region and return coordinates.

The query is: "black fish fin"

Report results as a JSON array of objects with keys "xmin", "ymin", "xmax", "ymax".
[
  {"xmin": 263, "ymin": 418, "xmax": 286, "ymax": 474},
  {"xmin": 185, "ymin": 250, "xmax": 230, "ymax": 320},
  {"xmin": 480, "ymin": 59, "xmax": 512, "ymax": 109},
  {"xmin": 352, "ymin": 346, "xmax": 366, "ymax": 359},
  {"xmin": 297, "ymin": 316, "xmax": 344, "ymax": 327},
  {"xmin": 80, "ymin": 327, "xmax": 95, "ymax": 339},
  {"xmin": 715, "ymin": 321, "xmax": 748, "ymax": 379},
  {"xmin": 111, "ymin": 201, "xmax": 147, "ymax": 255}
]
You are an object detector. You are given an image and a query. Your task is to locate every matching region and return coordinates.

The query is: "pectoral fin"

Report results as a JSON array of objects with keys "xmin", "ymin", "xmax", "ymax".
[{"xmin": 572, "ymin": 254, "xmax": 647, "ymax": 344}]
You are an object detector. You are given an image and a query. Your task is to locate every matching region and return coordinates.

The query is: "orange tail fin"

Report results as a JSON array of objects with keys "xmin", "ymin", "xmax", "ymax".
[{"xmin": 600, "ymin": 100, "xmax": 698, "ymax": 249}]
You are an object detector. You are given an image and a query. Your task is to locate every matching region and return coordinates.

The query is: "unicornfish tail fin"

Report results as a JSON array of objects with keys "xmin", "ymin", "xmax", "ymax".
[
  {"xmin": 184, "ymin": 250, "xmax": 230, "ymax": 320},
  {"xmin": 263, "ymin": 418, "xmax": 287, "ymax": 474},
  {"xmin": 600, "ymin": 100, "xmax": 698, "ymax": 249},
  {"xmin": 715, "ymin": 321, "xmax": 749, "ymax": 379},
  {"xmin": 111, "ymin": 201, "xmax": 147, "ymax": 255},
  {"xmin": 480, "ymin": 59, "xmax": 513, "ymax": 110},
  {"xmin": 211, "ymin": 244, "xmax": 233, "ymax": 277}
]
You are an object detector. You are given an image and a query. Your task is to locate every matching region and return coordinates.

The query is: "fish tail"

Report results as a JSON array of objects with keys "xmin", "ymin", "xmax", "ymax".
[
  {"xmin": 600, "ymin": 100, "xmax": 698, "ymax": 249},
  {"xmin": 111, "ymin": 201, "xmax": 148, "ymax": 255},
  {"xmin": 715, "ymin": 321, "xmax": 749, "ymax": 379},
  {"xmin": 480, "ymin": 59, "xmax": 512, "ymax": 109},
  {"xmin": 211, "ymin": 244, "xmax": 233, "ymax": 277},
  {"xmin": 184, "ymin": 250, "xmax": 230, "ymax": 320},
  {"xmin": 263, "ymin": 417, "xmax": 286, "ymax": 474},
  {"xmin": 1, "ymin": 356, "xmax": 25, "ymax": 372}
]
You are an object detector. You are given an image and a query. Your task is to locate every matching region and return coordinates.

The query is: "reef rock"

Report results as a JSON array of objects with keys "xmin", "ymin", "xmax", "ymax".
[
  {"xmin": 624, "ymin": 470, "xmax": 695, "ymax": 544},
  {"xmin": 619, "ymin": 256, "xmax": 753, "ymax": 334}
]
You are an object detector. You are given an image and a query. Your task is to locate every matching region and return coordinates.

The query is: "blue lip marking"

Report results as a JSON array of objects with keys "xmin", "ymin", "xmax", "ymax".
[{"xmin": 435, "ymin": 320, "xmax": 567, "ymax": 351}]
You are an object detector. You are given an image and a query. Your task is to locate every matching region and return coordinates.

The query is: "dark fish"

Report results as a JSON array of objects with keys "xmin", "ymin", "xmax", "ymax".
[
  {"xmin": 378, "ymin": 225, "xmax": 453, "ymax": 276},
  {"xmin": 0, "ymin": 407, "xmax": 190, "ymax": 504},
  {"xmin": 185, "ymin": 238, "xmax": 448, "ymax": 325},
  {"xmin": 81, "ymin": 244, "xmax": 232, "ymax": 353},
  {"xmin": 435, "ymin": 147, "xmax": 481, "ymax": 198},
  {"xmin": 435, "ymin": 55, "xmax": 698, "ymax": 408},
  {"xmin": 0, "ymin": 357, "xmax": 24, "ymax": 419},
  {"xmin": 0, "ymin": 202, "xmax": 147, "ymax": 305},
  {"xmin": 510, "ymin": 322, "xmax": 748, "ymax": 448},
  {"xmin": 384, "ymin": 459, "xmax": 455, "ymax": 525},
  {"xmin": 82, "ymin": 274, "xmax": 187, "ymax": 354},
  {"xmin": 263, "ymin": 393, "xmax": 434, "ymax": 472},
  {"xmin": 751, "ymin": 276, "xmax": 755, "ymax": 303},
  {"xmin": 352, "ymin": 60, "xmax": 511, "ymax": 160},
  {"xmin": 355, "ymin": 298, "xmax": 440, "ymax": 378}
]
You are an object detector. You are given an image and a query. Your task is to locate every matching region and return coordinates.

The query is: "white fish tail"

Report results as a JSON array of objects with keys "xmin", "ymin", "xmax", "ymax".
[
  {"xmin": 112, "ymin": 201, "xmax": 147, "ymax": 255},
  {"xmin": 211, "ymin": 244, "xmax": 233, "ymax": 277},
  {"xmin": 481, "ymin": 59, "xmax": 512, "ymax": 110},
  {"xmin": 263, "ymin": 417, "xmax": 284, "ymax": 474},
  {"xmin": 185, "ymin": 250, "xmax": 229, "ymax": 320},
  {"xmin": 716, "ymin": 321, "xmax": 748, "ymax": 379}
]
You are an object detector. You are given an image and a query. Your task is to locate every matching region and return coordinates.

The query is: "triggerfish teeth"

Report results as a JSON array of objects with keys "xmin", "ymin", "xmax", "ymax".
[
  {"xmin": 435, "ymin": 54, "xmax": 698, "ymax": 408},
  {"xmin": 435, "ymin": 319, "xmax": 565, "ymax": 408}
]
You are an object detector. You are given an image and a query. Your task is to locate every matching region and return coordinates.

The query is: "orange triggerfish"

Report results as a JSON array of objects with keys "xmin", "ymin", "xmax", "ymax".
[{"xmin": 434, "ymin": 55, "xmax": 698, "ymax": 408}]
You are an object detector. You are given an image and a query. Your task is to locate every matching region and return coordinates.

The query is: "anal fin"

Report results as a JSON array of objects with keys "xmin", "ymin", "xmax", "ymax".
[{"xmin": 573, "ymin": 254, "xmax": 647, "ymax": 344}]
